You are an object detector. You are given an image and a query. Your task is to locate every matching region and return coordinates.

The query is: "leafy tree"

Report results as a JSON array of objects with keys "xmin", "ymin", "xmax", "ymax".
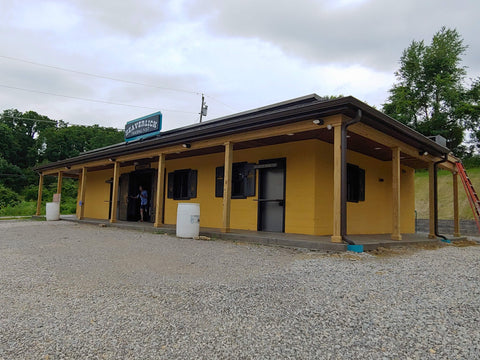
[
  {"xmin": 0, "ymin": 109, "xmax": 58, "ymax": 168},
  {"xmin": 40, "ymin": 124, "xmax": 124, "ymax": 163},
  {"xmin": 383, "ymin": 27, "xmax": 480, "ymax": 155},
  {"xmin": 0, "ymin": 157, "xmax": 27, "ymax": 193}
]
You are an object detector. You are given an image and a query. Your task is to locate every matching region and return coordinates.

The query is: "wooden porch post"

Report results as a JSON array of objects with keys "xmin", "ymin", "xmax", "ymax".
[
  {"xmin": 110, "ymin": 161, "xmax": 120, "ymax": 223},
  {"xmin": 391, "ymin": 147, "xmax": 402, "ymax": 240},
  {"xmin": 222, "ymin": 142, "xmax": 233, "ymax": 233},
  {"xmin": 331, "ymin": 124, "xmax": 343, "ymax": 243},
  {"xmin": 154, "ymin": 154, "xmax": 166, "ymax": 228},
  {"xmin": 56, "ymin": 171, "xmax": 63, "ymax": 194},
  {"xmin": 79, "ymin": 167, "xmax": 87, "ymax": 220},
  {"xmin": 453, "ymin": 171, "xmax": 460, "ymax": 237},
  {"xmin": 36, "ymin": 173, "xmax": 44, "ymax": 216},
  {"xmin": 428, "ymin": 162, "xmax": 436, "ymax": 238}
]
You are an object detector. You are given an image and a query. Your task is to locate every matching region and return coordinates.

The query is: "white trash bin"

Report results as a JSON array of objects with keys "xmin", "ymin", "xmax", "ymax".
[
  {"xmin": 176, "ymin": 203, "xmax": 200, "ymax": 238},
  {"xmin": 46, "ymin": 202, "xmax": 60, "ymax": 221}
]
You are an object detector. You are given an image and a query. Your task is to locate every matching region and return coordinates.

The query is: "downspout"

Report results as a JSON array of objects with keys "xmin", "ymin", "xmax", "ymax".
[
  {"xmin": 433, "ymin": 154, "xmax": 449, "ymax": 241},
  {"xmin": 341, "ymin": 109, "xmax": 362, "ymax": 245}
]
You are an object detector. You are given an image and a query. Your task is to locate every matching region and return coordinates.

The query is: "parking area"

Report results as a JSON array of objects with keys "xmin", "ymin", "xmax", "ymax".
[{"xmin": 0, "ymin": 220, "xmax": 479, "ymax": 359}]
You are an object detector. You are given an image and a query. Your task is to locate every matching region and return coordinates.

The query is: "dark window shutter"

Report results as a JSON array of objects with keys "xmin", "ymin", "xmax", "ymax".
[
  {"xmin": 215, "ymin": 166, "xmax": 224, "ymax": 197},
  {"xmin": 245, "ymin": 164, "xmax": 256, "ymax": 197},
  {"xmin": 188, "ymin": 169, "xmax": 197, "ymax": 199},
  {"xmin": 358, "ymin": 168, "xmax": 365, "ymax": 202},
  {"xmin": 347, "ymin": 163, "xmax": 359, "ymax": 203},
  {"xmin": 167, "ymin": 172, "xmax": 174, "ymax": 199}
]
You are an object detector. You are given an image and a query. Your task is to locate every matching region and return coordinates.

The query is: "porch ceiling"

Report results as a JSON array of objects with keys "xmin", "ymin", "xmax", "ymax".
[
  {"xmin": 53, "ymin": 128, "xmax": 430, "ymax": 174},
  {"xmin": 164, "ymin": 128, "xmax": 430, "ymax": 169}
]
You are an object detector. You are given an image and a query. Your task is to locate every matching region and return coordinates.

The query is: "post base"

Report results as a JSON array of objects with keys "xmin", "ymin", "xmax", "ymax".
[
  {"xmin": 391, "ymin": 234, "xmax": 402, "ymax": 241},
  {"xmin": 331, "ymin": 235, "xmax": 343, "ymax": 243},
  {"xmin": 428, "ymin": 234, "xmax": 436, "ymax": 239}
]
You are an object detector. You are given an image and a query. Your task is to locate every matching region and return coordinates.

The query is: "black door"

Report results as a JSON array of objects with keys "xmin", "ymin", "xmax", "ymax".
[
  {"xmin": 257, "ymin": 158, "xmax": 286, "ymax": 232},
  {"xmin": 127, "ymin": 170, "xmax": 154, "ymax": 222}
]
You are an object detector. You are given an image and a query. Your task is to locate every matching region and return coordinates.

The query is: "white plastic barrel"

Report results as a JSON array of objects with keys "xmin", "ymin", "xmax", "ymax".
[
  {"xmin": 176, "ymin": 203, "xmax": 200, "ymax": 238},
  {"xmin": 46, "ymin": 202, "xmax": 60, "ymax": 221}
]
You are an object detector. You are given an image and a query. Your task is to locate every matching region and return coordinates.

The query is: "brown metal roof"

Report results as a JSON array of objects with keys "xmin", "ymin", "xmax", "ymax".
[{"xmin": 34, "ymin": 94, "xmax": 451, "ymax": 172}]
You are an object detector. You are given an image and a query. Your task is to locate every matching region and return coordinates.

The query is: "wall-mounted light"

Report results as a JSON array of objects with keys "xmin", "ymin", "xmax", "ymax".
[
  {"xmin": 182, "ymin": 143, "xmax": 191, "ymax": 149},
  {"xmin": 419, "ymin": 150, "xmax": 428, "ymax": 156},
  {"xmin": 286, "ymin": 133, "xmax": 295, "ymax": 136},
  {"xmin": 109, "ymin": 158, "xmax": 116, "ymax": 162},
  {"xmin": 326, "ymin": 124, "xmax": 333, "ymax": 130},
  {"xmin": 65, "ymin": 166, "xmax": 71, "ymax": 170},
  {"xmin": 312, "ymin": 119, "xmax": 324, "ymax": 125},
  {"xmin": 374, "ymin": 147, "xmax": 382, "ymax": 150}
]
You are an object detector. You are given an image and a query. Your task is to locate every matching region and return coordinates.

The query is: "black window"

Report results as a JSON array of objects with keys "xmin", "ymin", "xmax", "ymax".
[
  {"xmin": 347, "ymin": 163, "xmax": 365, "ymax": 203},
  {"xmin": 167, "ymin": 169, "xmax": 197, "ymax": 200},
  {"xmin": 215, "ymin": 162, "xmax": 256, "ymax": 198}
]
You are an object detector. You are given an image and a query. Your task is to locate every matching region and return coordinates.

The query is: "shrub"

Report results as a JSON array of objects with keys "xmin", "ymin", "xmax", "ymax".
[{"xmin": 0, "ymin": 184, "xmax": 20, "ymax": 208}]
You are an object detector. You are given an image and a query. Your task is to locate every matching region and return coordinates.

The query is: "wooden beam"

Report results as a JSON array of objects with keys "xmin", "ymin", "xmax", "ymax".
[
  {"xmin": 110, "ymin": 162, "xmax": 120, "ymax": 223},
  {"xmin": 391, "ymin": 147, "xmax": 402, "ymax": 240},
  {"xmin": 222, "ymin": 142, "xmax": 233, "ymax": 233},
  {"xmin": 36, "ymin": 173, "xmax": 44, "ymax": 216},
  {"xmin": 453, "ymin": 171, "xmax": 460, "ymax": 237},
  {"xmin": 154, "ymin": 154, "xmax": 166, "ymax": 228},
  {"xmin": 349, "ymin": 122, "xmax": 456, "ymax": 171},
  {"xmin": 428, "ymin": 163, "xmax": 436, "ymax": 239},
  {"xmin": 79, "ymin": 167, "xmax": 87, "ymax": 220},
  {"xmin": 331, "ymin": 124, "xmax": 343, "ymax": 243},
  {"xmin": 56, "ymin": 171, "xmax": 63, "ymax": 194}
]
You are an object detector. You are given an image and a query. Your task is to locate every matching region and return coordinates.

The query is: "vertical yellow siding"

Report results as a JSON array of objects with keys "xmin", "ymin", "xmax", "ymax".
[{"xmin": 78, "ymin": 138, "xmax": 415, "ymax": 235}]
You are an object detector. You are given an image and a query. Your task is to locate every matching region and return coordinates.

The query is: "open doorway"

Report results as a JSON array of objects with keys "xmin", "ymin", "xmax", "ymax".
[{"xmin": 126, "ymin": 169, "xmax": 155, "ymax": 222}]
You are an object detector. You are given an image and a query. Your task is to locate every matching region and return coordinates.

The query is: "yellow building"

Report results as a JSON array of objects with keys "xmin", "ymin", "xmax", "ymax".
[{"xmin": 34, "ymin": 95, "xmax": 462, "ymax": 243}]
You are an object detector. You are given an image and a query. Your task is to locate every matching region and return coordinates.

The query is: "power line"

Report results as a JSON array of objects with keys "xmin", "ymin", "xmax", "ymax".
[
  {"xmin": 1, "ymin": 115, "xmax": 123, "ymax": 130},
  {"xmin": 0, "ymin": 54, "xmax": 202, "ymax": 96},
  {"xmin": 0, "ymin": 54, "xmax": 238, "ymax": 112},
  {"xmin": 0, "ymin": 84, "xmax": 197, "ymax": 114}
]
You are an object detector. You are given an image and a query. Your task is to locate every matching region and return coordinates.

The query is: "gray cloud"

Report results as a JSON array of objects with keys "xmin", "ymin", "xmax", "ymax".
[{"xmin": 186, "ymin": 0, "xmax": 480, "ymax": 75}]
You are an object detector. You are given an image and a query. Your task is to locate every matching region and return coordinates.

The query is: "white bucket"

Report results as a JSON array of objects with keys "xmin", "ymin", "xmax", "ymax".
[
  {"xmin": 46, "ymin": 202, "xmax": 60, "ymax": 221},
  {"xmin": 176, "ymin": 203, "xmax": 200, "ymax": 238}
]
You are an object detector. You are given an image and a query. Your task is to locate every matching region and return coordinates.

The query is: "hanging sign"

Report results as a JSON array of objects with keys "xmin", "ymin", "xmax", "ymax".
[{"xmin": 125, "ymin": 111, "xmax": 162, "ymax": 141}]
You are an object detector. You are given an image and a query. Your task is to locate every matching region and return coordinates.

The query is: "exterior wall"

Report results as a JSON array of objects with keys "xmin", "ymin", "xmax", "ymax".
[
  {"xmin": 83, "ymin": 169, "xmax": 113, "ymax": 219},
  {"xmin": 77, "ymin": 138, "xmax": 416, "ymax": 235},
  {"xmin": 345, "ymin": 149, "xmax": 415, "ymax": 234},
  {"xmin": 163, "ymin": 140, "xmax": 319, "ymax": 233}
]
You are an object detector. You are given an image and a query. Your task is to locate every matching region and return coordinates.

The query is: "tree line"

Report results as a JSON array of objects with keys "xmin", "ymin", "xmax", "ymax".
[{"xmin": 0, "ymin": 109, "xmax": 124, "ymax": 210}]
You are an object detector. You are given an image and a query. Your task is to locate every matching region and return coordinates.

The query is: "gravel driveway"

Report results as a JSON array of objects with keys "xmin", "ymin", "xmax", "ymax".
[{"xmin": 0, "ymin": 220, "xmax": 479, "ymax": 359}]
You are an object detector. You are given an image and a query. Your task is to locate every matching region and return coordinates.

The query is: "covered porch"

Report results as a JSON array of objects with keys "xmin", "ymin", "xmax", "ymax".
[
  {"xmin": 59, "ymin": 214, "xmax": 465, "ymax": 252},
  {"xmin": 35, "ymin": 96, "xmax": 462, "ymax": 243}
]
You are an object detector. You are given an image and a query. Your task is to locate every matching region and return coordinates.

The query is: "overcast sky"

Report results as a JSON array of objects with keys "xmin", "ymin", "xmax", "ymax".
[{"xmin": 0, "ymin": 0, "xmax": 479, "ymax": 132}]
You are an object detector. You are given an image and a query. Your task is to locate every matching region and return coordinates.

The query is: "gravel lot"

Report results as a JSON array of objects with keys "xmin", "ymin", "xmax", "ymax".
[{"xmin": 0, "ymin": 220, "xmax": 479, "ymax": 359}]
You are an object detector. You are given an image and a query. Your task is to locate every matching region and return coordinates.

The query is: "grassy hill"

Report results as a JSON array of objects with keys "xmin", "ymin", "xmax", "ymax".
[{"xmin": 415, "ymin": 167, "xmax": 480, "ymax": 220}]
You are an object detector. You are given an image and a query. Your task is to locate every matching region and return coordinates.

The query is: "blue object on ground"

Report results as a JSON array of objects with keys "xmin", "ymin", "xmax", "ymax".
[
  {"xmin": 441, "ymin": 239, "xmax": 452, "ymax": 243},
  {"xmin": 347, "ymin": 244, "xmax": 364, "ymax": 253}
]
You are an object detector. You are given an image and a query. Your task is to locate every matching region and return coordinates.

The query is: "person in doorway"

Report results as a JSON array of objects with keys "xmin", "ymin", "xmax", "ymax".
[{"xmin": 130, "ymin": 185, "xmax": 148, "ymax": 222}]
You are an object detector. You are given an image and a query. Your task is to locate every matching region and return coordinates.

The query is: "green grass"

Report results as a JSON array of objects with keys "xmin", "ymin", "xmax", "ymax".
[
  {"xmin": 415, "ymin": 167, "xmax": 480, "ymax": 220},
  {"xmin": 0, "ymin": 198, "xmax": 77, "ymax": 217}
]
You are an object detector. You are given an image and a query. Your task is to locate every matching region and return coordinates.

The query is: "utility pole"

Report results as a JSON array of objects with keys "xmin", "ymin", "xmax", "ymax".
[{"xmin": 199, "ymin": 93, "xmax": 208, "ymax": 123}]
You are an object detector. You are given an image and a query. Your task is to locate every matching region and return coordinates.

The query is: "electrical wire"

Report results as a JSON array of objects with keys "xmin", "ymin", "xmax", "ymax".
[
  {"xmin": 0, "ymin": 83, "xmax": 197, "ymax": 114},
  {"xmin": 0, "ymin": 54, "xmax": 237, "ymax": 112},
  {"xmin": 0, "ymin": 115, "xmax": 124, "ymax": 130},
  {"xmin": 0, "ymin": 54, "xmax": 202, "ymax": 96}
]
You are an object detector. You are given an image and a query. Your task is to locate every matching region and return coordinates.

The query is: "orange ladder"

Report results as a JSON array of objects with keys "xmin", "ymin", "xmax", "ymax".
[{"xmin": 456, "ymin": 162, "xmax": 480, "ymax": 233}]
